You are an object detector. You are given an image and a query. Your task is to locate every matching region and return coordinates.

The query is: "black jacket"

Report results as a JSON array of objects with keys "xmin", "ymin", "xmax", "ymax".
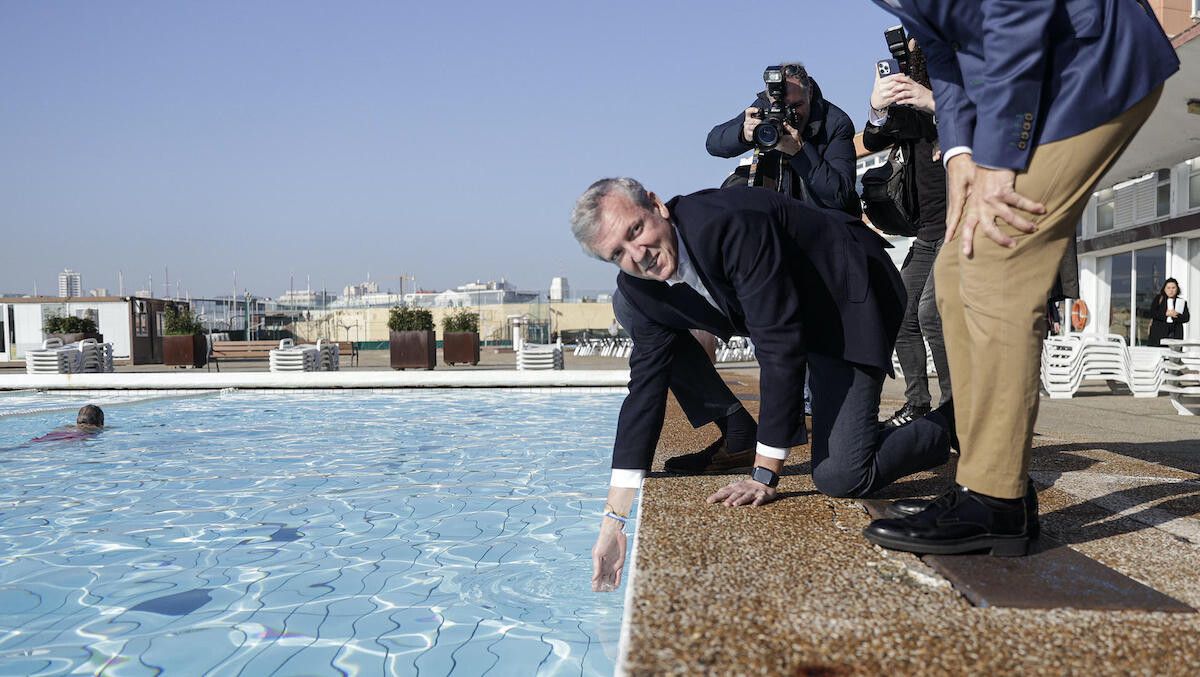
[
  {"xmin": 862, "ymin": 105, "xmax": 947, "ymax": 242},
  {"xmin": 611, "ymin": 187, "xmax": 905, "ymax": 471},
  {"xmin": 707, "ymin": 79, "xmax": 861, "ymax": 218},
  {"xmin": 1148, "ymin": 296, "xmax": 1190, "ymax": 346}
]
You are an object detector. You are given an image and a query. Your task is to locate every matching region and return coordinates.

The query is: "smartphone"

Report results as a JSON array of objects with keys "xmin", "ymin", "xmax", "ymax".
[{"xmin": 877, "ymin": 59, "xmax": 901, "ymax": 78}]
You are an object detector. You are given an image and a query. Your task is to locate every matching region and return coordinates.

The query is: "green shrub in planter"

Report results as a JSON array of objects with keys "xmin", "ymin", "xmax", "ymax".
[
  {"xmin": 388, "ymin": 306, "xmax": 434, "ymax": 332},
  {"xmin": 164, "ymin": 306, "xmax": 204, "ymax": 335},
  {"xmin": 44, "ymin": 315, "xmax": 98, "ymax": 335},
  {"xmin": 441, "ymin": 309, "xmax": 480, "ymax": 334},
  {"xmin": 389, "ymin": 306, "xmax": 435, "ymax": 369}
]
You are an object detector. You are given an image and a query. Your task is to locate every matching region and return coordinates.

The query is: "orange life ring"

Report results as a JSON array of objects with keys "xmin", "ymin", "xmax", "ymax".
[{"xmin": 1070, "ymin": 299, "xmax": 1089, "ymax": 332}]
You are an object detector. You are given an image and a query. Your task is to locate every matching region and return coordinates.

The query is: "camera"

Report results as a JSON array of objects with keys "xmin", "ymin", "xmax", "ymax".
[
  {"xmin": 751, "ymin": 65, "xmax": 801, "ymax": 150},
  {"xmin": 884, "ymin": 25, "xmax": 910, "ymax": 74}
]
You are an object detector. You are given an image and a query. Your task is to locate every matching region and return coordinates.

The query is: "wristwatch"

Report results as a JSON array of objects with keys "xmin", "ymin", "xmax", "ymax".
[{"xmin": 750, "ymin": 466, "xmax": 780, "ymax": 488}]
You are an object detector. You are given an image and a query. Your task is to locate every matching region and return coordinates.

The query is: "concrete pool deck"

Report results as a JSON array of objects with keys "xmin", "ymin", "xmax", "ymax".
[{"xmin": 623, "ymin": 372, "xmax": 1200, "ymax": 675}]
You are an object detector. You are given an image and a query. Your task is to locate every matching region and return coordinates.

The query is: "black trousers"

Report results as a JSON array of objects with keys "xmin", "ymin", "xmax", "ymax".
[
  {"xmin": 615, "ymin": 291, "xmax": 951, "ymax": 497},
  {"xmin": 894, "ymin": 237, "xmax": 952, "ymax": 407}
]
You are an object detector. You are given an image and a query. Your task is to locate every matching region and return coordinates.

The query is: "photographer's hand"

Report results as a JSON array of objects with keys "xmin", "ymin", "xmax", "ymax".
[
  {"xmin": 776, "ymin": 121, "xmax": 804, "ymax": 156},
  {"xmin": 740, "ymin": 107, "xmax": 762, "ymax": 144},
  {"xmin": 869, "ymin": 69, "xmax": 897, "ymax": 111},
  {"xmin": 890, "ymin": 74, "xmax": 935, "ymax": 114}
]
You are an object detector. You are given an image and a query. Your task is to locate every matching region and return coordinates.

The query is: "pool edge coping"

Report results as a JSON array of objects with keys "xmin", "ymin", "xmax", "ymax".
[{"xmin": 0, "ymin": 370, "xmax": 631, "ymax": 390}]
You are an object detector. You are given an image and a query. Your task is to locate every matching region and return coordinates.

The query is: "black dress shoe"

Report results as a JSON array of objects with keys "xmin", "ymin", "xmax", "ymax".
[
  {"xmin": 863, "ymin": 484, "xmax": 1038, "ymax": 556},
  {"xmin": 884, "ymin": 479, "xmax": 1039, "ymax": 538},
  {"xmin": 663, "ymin": 436, "xmax": 755, "ymax": 475}
]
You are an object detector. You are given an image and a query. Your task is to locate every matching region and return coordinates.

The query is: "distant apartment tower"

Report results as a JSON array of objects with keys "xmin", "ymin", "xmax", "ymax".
[
  {"xmin": 58, "ymin": 269, "xmax": 82, "ymax": 298},
  {"xmin": 549, "ymin": 276, "xmax": 569, "ymax": 302}
]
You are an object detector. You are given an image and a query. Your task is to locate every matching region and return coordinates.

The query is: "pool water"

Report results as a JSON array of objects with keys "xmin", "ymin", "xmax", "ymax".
[{"xmin": 0, "ymin": 390, "xmax": 629, "ymax": 676}]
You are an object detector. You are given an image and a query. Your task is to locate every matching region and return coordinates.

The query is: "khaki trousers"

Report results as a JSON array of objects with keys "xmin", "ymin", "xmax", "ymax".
[{"xmin": 935, "ymin": 87, "xmax": 1161, "ymax": 499}]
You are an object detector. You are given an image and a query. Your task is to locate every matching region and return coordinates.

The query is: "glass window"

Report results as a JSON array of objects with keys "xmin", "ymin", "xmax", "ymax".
[
  {"xmin": 1190, "ymin": 238, "xmax": 1200, "ymax": 340},
  {"xmin": 1105, "ymin": 252, "xmax": 1131, "ymax": 340},
  {"xmin": 1134, "ymin": 245, "xmax": 1166, "ymax": 345},
  {"xmin": 135, "ymin": 303, "xmax": 149, "ymax": 337},
  {"xmin": 1157, "ymin": 168, "xmax": 1171, "ymax": 218},
  {"xmin": 1097, "ymin": 188, "xmax": 1115, "ymax": 231},
  {"xmin": 1191, "ymin": 166, "xmax": 1200, "ymax": 209}
]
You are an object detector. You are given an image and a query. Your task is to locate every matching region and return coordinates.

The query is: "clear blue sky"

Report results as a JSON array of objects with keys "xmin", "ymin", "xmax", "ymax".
[{"xmin": 0, "ymin": 1, "xmax": 896, "ymax": 298}]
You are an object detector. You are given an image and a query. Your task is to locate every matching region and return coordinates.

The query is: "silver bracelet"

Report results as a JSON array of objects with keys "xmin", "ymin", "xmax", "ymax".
[{"xmin": 603, "ymin": 511, "xmax": 628, "ymax": 527}]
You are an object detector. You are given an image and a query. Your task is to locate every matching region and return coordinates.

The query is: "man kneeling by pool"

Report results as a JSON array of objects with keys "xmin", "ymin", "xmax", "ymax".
[{"xmin": 570, "ymin": 179, "xmax": 956, "ymax": 591}]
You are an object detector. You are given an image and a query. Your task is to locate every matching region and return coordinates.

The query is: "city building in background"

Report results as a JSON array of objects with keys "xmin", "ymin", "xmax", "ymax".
[
  {"xmin": 57, "ymin": 269, "xmax": 82, "ymax": 298},
  {"xmin": 550, "ymin": 277, "xmax": 569, "ymax": 302}
]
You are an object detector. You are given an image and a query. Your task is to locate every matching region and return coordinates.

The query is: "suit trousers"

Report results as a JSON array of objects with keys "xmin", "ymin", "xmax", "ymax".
[
  {"xmin": 651, "ymin": 331, "xmax": 951, "ymax": 498},
  {"xmin": 935, "ymin": 88, "xmax": 1161, "ymax": 499}
]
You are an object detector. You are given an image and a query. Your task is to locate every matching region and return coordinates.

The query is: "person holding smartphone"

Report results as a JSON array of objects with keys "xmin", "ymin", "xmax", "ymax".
[{"xmin": 863, "ymin": 36, "xmax": 953, "ymax": 428}]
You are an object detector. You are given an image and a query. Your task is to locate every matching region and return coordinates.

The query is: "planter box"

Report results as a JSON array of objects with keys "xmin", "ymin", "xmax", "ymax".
[
  {"xmin": 443, "ymin": 332, "xmax": 480, "ymax": 366},
  {"xmin": 163, "ymin": 334, "xmax": 208, "ymax": 368},
  {"xmin": 390, "ymin": 330, "xmax": 436, "ymax": 370},
  {"xmin": 48, "ymin": 332, "xmax": 103, "ymax": 345}
]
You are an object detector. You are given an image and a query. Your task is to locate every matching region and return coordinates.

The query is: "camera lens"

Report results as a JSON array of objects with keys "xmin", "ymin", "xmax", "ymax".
[{"xmin": 753, "ymin": 121, "xmax": 779, "ymax": 149}]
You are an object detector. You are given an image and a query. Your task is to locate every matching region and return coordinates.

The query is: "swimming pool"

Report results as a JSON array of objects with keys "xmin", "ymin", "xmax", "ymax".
[{"xmin": 0, "ymin": 390, "xmax": 629, "ymax": 675}]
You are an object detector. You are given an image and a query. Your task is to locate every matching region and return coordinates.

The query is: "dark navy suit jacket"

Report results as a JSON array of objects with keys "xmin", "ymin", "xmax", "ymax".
[
  {"xmin": 611, "ymin": 187, "xmax": 905, "ymax": 471},
  {"xmin": 871, "ymin": 0, "xmax": 1178, "ymax": 170}
]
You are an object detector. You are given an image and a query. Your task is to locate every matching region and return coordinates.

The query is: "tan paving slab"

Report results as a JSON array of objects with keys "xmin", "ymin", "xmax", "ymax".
[{"xmin": 623, "ymin": 372, "xmax": 1200, "ymax": 676}]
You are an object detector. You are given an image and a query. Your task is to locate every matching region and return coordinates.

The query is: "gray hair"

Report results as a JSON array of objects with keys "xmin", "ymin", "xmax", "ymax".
[{"xmin": 570, "ymin": 177, "xmax": 655, "ymax": 259}]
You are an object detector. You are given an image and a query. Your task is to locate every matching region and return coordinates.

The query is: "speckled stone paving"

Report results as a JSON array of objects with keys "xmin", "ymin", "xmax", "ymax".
[{"xmin": 622, "ymin": 371, "xmax": 1200, "ymax": 676}]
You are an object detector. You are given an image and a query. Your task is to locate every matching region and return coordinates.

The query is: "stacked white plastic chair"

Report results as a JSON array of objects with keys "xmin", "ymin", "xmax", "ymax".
[
  {"xmin": 518, "ymin": 338, "xmax": 565, "ymax": 370},
  {"xmin": 317, "ymin": 339, "xmax": 340, "ymax": 371},
  {"xmin": 1160, "ymin": 339, "xmax": 1200, "ymax": 415},
  {"xmin": 1127, "ymin": 346, "xmax": 1168, "ymax": 397},
  {"xmin": 1040, "ymin": 333, "xmax": 1139, "ymax": 398},
  {"xmin": 572, "ymin": 337, "xmax": 631, "ymax": 358},
  {"xmin": 25, "ymin": 338, "xmax": 82, "ymax": 374},
  {"xmin": 76, "ymin": 338, "xmax": 115, "ymax": 373},
  {"xmin": 716, "ymin": 336, "xmax": 756, "ymax": 363},
  {"xmin": 269, "ymin": 339, "xmax": 321, "ymax": 372}
]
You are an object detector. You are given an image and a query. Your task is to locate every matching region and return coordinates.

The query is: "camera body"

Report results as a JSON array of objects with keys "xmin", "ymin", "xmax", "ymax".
[{"xmin": 752, "ymin": 65, "xmax": 802, "ymax": 150}]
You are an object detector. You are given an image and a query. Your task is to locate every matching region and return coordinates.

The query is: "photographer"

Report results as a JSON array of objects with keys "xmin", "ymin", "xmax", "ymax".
[
  {"xmin": 707, "ymin": 63, "xmax": 861, "ymax": 218},
  {"xmin": 862, "ymin": 39, "xmax": 952, "ymax": 426}
]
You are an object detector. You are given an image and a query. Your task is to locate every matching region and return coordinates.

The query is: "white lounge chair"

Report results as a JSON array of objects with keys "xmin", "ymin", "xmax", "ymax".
[
  {"xmin": 518, "ymin": 338, "xmax": 564, "ymax": 370},
  {"xmin": 269, "ymin": 339, "xmax": 321, "ymax": 372}
]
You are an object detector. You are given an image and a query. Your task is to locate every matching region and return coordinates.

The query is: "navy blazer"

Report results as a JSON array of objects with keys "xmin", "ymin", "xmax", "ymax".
[
  {"xmin": 872, "ymin": 0, "xmax": 1178, "ymax": 170},
  {"xmin": 611, "ymin": 187, "xmax": 905, "ymax": 471},
  {"xmin": 706, "ymin": 79, "xmax": 860, "ymax": 215}
]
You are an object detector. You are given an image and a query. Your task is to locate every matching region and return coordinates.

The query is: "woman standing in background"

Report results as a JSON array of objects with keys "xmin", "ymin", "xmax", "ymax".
[{"xmin": 1148, "ymin": 278, "xmax": 1189, "ymax": 346}]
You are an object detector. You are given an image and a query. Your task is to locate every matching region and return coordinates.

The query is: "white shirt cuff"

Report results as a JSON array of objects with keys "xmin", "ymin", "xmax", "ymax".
[
  {"xmin": 610, "ymin": 468, "xmax": 645, "ymax": 488},
  {"xmin": 942, "ymin": 146, "xmax": 972, "ymax": 167},
  {"xmin": 868, "ymin": 107, "xmax": 889, "ymax": 126},
  {"xmin": 755, "ymin": 441, "xmax": 789, "ymax": 461}
]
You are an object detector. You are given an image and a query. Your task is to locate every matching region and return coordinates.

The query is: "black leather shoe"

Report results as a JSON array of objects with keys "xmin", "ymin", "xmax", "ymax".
[
  {"xmin": 881, "ymin": 402, "xmax": 931, "ymax": 428},
  {"xmin": 884, "ymin": 479, "xmax": 1039, "ymax": 538},
  {"xmin": 663, "ymin": 436, "xmax": 755, "ymax": 475},
  {"xmin": 863, "ymin": 484, "xmax": 1038, "ymax": 556}
]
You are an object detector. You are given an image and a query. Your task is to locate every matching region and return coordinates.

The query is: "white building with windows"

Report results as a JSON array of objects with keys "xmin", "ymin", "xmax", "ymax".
[
  {"xmin": 1075, "ymin": 19, "xmax": 1200, "ymax": 345},
  {"xmin": 57, "ymin": 269, "xmax": 82, "ymax": 298}
]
